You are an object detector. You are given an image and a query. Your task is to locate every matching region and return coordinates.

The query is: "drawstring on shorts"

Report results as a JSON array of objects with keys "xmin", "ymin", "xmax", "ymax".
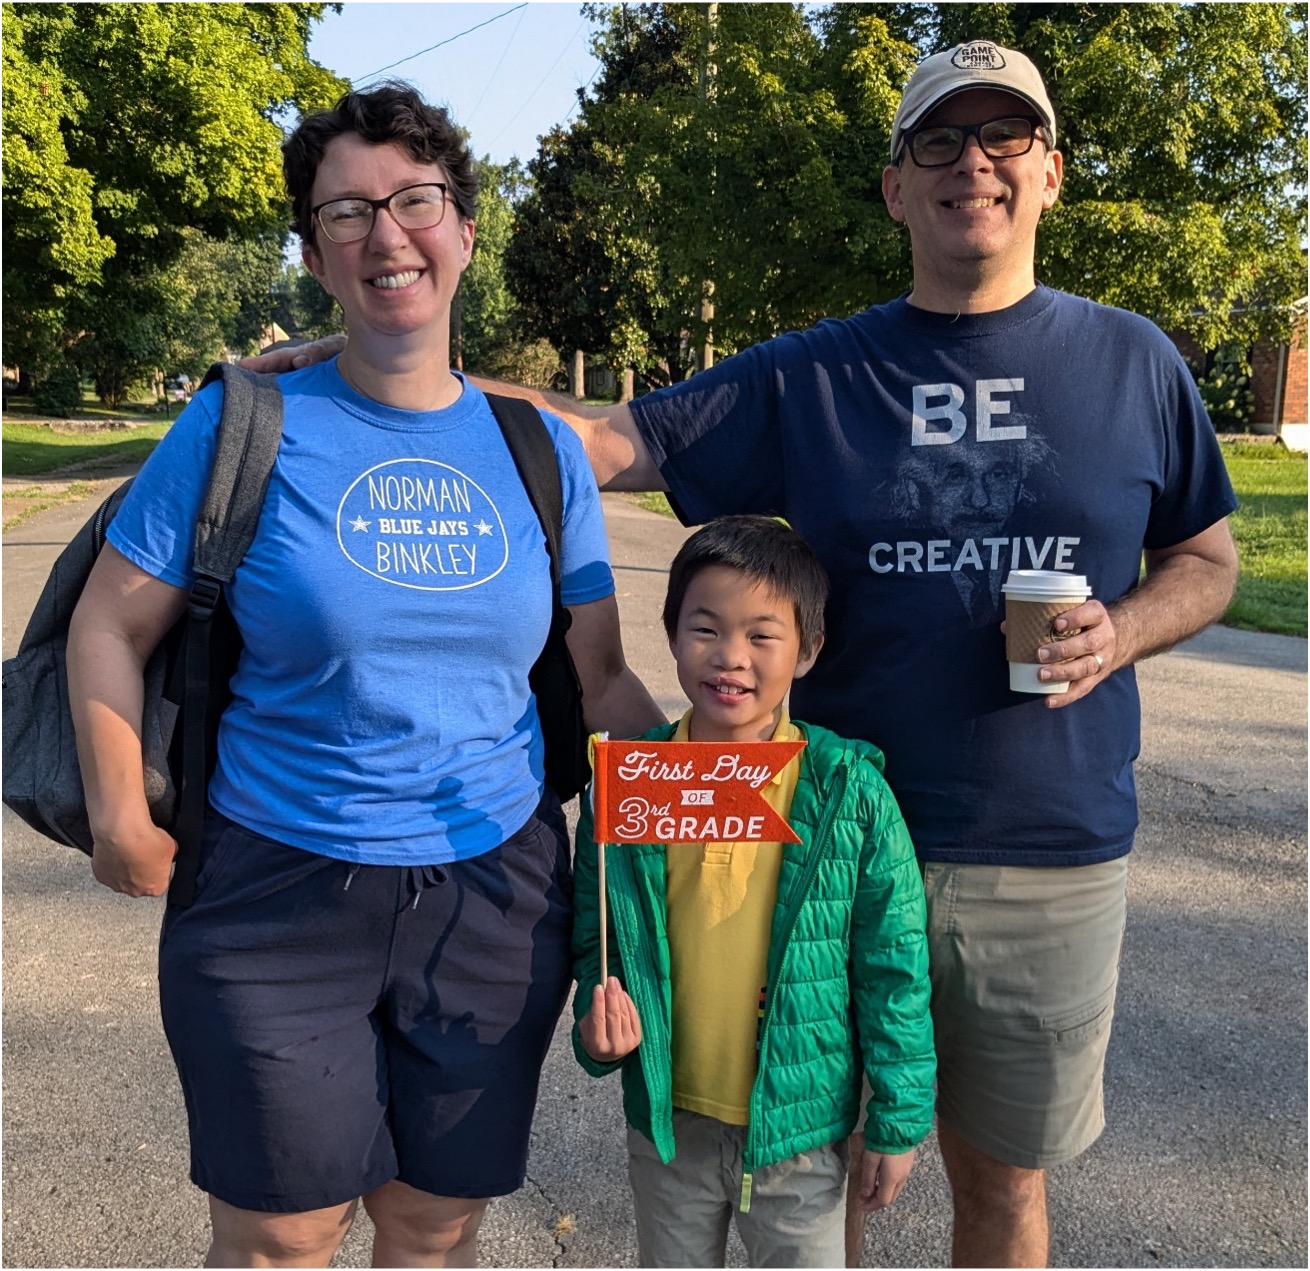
[
  {"xmin": 405, "ymin": 863, "xmax": 449, "ymax": 908},
  {"xmin": 339, "ymin": 861, "xmax": 448, "ymax": 907}
]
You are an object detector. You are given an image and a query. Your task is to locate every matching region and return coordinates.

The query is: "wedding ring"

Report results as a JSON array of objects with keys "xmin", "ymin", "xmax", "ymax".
[{"xmin": 1094, "ymin": 654, "xmax": 1104, "ymax": 669}]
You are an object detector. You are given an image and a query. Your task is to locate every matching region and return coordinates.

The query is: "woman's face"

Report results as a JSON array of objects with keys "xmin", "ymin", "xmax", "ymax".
[{"xmin": 302, "ymin": 133, "xmax": 474, "ymax": 346}]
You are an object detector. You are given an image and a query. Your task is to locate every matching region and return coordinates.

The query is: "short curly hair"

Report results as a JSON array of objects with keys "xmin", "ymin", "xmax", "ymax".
[{"xmin": 283, "ymin": 81, "xmax": 477, "ymax": 248}]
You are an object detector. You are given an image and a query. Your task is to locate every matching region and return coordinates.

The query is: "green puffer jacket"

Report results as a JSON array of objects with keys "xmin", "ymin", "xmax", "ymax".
[{"xmin": 571, "ymin": 719, "xmax": 935, "ymax": 1181}]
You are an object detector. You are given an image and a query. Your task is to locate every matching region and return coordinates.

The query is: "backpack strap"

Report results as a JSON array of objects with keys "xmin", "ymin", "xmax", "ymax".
[
  {"xmin": 485, "ymin": 393, "xmax": 591, "ymax": 801},
  {"xmin": 169, "ymin": 363, "xmax": 283, "ymax": 907},
  {"xmin": 485, "ymin": 393, "xmax": 564, "ymax": 587}
]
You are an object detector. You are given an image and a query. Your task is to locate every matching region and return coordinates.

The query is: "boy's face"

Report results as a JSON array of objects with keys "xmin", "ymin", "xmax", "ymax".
[{"xmin": 669, "ymin": 566, "xmax": 821, "ymax": 744}]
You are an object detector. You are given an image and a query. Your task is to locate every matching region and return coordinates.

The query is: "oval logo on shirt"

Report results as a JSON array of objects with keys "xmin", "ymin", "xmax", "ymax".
[{"xmin": 336, "ymin": 459, "xmax": 509, "ymax": 590}]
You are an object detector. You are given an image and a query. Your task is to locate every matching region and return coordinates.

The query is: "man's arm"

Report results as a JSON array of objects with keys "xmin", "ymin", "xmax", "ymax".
[
  {"xmin": 1035, "ymin": 517, "xmax": 1239, "ymax": 708},
  {"xmin": 469, "ymin": 378, "xmax": 666, "ymax": 493},
  {"xmin": 239, "ymin": 337, "xmax": 666, "ymax": 492}
]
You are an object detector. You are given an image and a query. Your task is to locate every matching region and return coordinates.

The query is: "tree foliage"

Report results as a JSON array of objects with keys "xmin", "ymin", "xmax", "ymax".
[
  {"xmin": 509, "ymin": 1, "xmax": 1306, "ymax": 372},
  {"xmin": 459, "ymin": 156, "xmax": 554, "ymax": 380},
  {"xmin": 2, "ymin": 1, "xmax": 346, "ymax": 390}
]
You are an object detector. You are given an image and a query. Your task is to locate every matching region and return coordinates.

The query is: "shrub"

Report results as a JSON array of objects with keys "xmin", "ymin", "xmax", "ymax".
[
  {"xmin": 1195, "ymin": 349, "xmax": 1256, "ymax": 433},
  {"xmin": 32, "ymin": 361, "xmax": 84, "ymax": 418},
  {"xmin": 473, "ymin": 338, "xmax": 565, "ymax": 390}
]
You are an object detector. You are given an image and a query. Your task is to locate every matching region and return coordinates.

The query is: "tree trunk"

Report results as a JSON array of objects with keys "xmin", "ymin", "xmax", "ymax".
[
  {"xmin": 572, "ymin": 349, "xmax": 586, "ymax": 399},
  {"xmin": 620, "ymin": 367, "xmax": 635, "ymax": 403}
]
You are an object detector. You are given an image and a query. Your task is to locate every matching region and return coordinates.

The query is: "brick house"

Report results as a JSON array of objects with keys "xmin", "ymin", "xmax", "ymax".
[{"xmin": 1170, "ymin": 301, "xmax": 1308, "ymax": 450}]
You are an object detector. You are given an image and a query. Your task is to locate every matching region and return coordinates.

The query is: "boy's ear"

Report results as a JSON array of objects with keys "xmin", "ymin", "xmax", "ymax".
[{"xmin": 793, "ymin": 634, "xmax": 824, "ymax": 681}]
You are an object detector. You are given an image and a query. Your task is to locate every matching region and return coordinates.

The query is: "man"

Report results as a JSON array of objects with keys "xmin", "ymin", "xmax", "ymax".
[{"xmin": 255, "ymin": 41, "xmax": 1238, "ymax": 1267}]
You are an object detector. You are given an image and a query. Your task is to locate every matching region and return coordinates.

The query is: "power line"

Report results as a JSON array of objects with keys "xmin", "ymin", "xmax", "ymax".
[
  {"xmin": 562, "ymin": 63, "xmax": 603, "ymax": 124},
  {"xmin": 466, "ymin": 3, "xmax": 529, "ymax": 126},
  {"xmin": 354, "ymin": 3, "xmax": 528, "ymax": 84},
  {"xmin": 484, "ymin": 19, "xmax": 585, "ymax": 151}
]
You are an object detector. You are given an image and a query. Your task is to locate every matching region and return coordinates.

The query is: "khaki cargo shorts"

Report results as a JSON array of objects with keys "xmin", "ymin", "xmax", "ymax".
[{"xmin": 917, "ymin": 857, "xmax": 1129, "ymax": 1169}]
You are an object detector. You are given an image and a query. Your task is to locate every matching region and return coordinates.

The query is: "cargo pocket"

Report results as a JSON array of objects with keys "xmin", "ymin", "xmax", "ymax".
[{"xmin": 1038, "ymin": 983, "xmax": 1116, "ymax": 1046}]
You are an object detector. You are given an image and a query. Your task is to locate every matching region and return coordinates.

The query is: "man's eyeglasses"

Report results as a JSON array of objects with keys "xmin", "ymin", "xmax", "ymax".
[
  {"xmin": 312, "ymin": 183, "xmax": 450, "ymax": 243},
  {"xmin": 902, "ymin": 117, "xmax": 1047, "ymax": 168}
]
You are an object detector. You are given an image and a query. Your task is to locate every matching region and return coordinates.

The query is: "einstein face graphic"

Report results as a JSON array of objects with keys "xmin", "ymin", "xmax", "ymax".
[
  {"xmin": 887, "ymin": 432, "xmax": 1054, "ymax": 540},
  {"xmin": 932, "ymin": 447, "xmax": 1023, "ymax": 539},
  {"xmin": 880, "ymin": 430, "xmax": 1059, "ymax": 621}
]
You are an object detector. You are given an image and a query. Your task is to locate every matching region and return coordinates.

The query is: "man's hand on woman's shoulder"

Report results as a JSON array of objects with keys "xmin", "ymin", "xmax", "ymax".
[{"xmin": 241, "ymin": 333, "xmax": 346, "ymax": 374}]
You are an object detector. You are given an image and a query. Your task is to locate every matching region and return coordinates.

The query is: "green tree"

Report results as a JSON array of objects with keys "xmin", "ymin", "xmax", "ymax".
[
  {"xmin": 460, "ymin": 157, "xmax": 542, "ymax": 377},
  {"xmin": 271, "ymin": 261, "xmax": 342, "ymax": 344},
  {"xmin": 2, "ymin": 1, "xmax": 346, "ymax": 388},
  {"xmin": 506, "ymin": 6, "xmax": 699, "ymax": 387}
]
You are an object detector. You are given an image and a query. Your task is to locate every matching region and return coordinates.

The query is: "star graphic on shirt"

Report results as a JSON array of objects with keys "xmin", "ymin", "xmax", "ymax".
[
  {"xmin": 474, "ymin": 519, "xmax": 494, "ymax": 536},
  {"xmin": 350, "ymin": 516, "xmax": 371, "ymax": 532}
]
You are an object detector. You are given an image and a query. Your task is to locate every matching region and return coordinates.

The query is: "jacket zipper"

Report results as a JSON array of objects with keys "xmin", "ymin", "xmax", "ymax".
[{"xmin": 739, "ymin": 760, "xmax": 849, "ymax": 1210}]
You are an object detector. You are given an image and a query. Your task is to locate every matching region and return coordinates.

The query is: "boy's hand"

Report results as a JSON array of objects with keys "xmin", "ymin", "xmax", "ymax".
[
  {"xmin": 859, "ymin": 1147, "xmax": 916, "ymax": 1212},
  {"xmin": 579, "ymin": 976, "xmax": 642, "ymax": 1062}
]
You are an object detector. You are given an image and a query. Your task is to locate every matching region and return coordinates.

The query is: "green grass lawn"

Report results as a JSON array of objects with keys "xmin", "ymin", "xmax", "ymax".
[
  {"xmin": 1, "ymin": 420, "xmax": 171, "ymax": 476},
  {"xmin": 3, "ymin": 390, "xmax": 169, "ymax": 425},
  {"xmin": 1221, "ymin": 442, "xmax": 1307, "ymax": 637}
]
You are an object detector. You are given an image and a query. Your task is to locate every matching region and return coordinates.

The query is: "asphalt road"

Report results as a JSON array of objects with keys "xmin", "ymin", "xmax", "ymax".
[{"xmin": 2, "ymin": 487, "xmax": 1305, "ymax": 1268}]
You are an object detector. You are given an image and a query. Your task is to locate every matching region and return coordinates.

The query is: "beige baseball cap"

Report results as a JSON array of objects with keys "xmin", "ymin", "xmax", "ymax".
[{"xmin": 890, "ymin": 40, "xmax": 1056, "ymax": 161}]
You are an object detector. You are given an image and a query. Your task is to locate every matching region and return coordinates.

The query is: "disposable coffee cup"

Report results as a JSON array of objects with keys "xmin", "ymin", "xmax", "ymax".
[{"xmin": 1001, "ymin": 570, "xmax": 1092, "ymax": 694}]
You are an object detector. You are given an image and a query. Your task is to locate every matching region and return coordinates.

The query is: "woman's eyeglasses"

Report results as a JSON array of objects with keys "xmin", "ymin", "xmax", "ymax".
[{"xmin": 312, "ymin": 183, "xmax": 450, "ymax": 243}]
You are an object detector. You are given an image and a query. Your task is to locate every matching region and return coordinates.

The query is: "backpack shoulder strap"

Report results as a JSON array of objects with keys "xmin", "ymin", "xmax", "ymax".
[
  {"xmin": 193, "ymin": 362, "xmax": 284, "ymax": 582},
  {"xmin": 170, "ymin": 362, "xmax": 282, "ymax": 908},
  {"xmin": 485, "ymin": 393, "xmax": 563, "ymax": 586}
]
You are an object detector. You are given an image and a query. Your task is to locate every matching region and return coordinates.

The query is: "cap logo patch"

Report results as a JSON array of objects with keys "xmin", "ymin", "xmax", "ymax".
[{"xmin": 952, "ymin": 42, "xmax": 1006, "ymax": 70}]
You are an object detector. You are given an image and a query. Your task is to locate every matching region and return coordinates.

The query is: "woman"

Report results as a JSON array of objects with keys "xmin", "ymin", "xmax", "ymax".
[{"xmin": 67, "ymin": 83, "xmax": 662, "ymax": 1267}]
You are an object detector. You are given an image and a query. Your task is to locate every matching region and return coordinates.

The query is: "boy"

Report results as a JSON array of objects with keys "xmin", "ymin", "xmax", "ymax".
[{"xmin": 571, "ymin": 516, "xmax": 935, "ymax": 1268}]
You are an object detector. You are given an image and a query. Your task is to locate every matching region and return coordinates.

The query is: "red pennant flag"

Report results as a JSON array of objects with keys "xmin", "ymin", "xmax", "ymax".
[{"xmin": 591, "ymin": 739, "xmax": 806, "ymax": 845}]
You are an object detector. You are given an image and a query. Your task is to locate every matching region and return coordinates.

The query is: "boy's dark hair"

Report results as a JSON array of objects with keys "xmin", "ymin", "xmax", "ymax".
[
  {"xmin": 662, "ymin": 516, "xmax": 829, "ymax": 656},
  {"xmin": 283, "ymin": 81, "xmax": 477, "ymax": 247}
]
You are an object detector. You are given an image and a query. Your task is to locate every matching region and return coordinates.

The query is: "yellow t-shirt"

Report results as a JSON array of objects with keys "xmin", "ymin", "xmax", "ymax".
[{"xmin": 665, "ymin": 710, "xmax": 802, "ymax": 1125}]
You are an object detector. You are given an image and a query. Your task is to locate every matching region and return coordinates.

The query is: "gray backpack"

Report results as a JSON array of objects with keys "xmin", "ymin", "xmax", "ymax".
[{"xmin": 1, "ymin": 363, "xmax": 283, "ymax": 906}]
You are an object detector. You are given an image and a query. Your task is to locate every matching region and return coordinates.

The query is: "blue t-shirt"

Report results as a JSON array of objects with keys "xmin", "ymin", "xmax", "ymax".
[
  {"xmin": 109, "ymin": 360, "xmax": 614, "ymax": 865},
  {"xmin": 630, "ymin": 287, "xmax": 1237, "ymax": 866}
]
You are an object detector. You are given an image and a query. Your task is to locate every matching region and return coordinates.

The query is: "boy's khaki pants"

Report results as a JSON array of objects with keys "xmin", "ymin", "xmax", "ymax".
[{"xmin": 626, "ymin": 1109, "xmax": 848, "ymax": 1267}]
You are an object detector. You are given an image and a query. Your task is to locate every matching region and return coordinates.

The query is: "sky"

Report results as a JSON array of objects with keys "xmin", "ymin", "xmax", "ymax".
[{"xmin": 306, "ymin": 2, "xmax": 604, "ymax": 167}]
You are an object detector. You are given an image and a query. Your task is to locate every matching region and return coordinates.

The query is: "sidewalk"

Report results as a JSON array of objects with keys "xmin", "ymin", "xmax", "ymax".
[{"xmin": 2, "ymin": 484, "xmax": 1305, "ymax": 1268}]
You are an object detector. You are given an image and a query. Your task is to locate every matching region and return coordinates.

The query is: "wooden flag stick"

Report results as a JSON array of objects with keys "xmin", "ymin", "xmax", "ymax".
[{"xmin": 599, "ymin": 841, "xmax": 609, "ymax": 983}]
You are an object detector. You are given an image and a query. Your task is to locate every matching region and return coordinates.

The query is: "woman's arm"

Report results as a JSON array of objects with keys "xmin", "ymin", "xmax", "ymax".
[
  {"xmin": 565, "ymin": 594, "xmax": 668, "ymax": 738},
  {"xmin": 66, "ymin": 544, "xmax": 189, "ymax": 897}
]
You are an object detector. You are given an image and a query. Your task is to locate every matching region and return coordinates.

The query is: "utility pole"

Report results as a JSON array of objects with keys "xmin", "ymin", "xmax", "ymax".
[{"xmin": 697, "ymin": 2, "xmax": 718, "ymax": 373}]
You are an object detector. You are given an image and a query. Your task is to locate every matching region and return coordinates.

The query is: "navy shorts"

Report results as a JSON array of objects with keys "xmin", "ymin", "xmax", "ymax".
[{"xmin": 158, "ymin": 795, "xmax": 573, "ymax": 1213}]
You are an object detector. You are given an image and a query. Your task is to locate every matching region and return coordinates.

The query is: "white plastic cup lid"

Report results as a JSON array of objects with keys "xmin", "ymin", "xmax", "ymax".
[{"xmin": 1001, "ymin": 569, "xmax": 1091, "ymax": 598}]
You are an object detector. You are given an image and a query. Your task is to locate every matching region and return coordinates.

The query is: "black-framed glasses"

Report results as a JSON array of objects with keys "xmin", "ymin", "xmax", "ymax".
[
  {"xmin": 903, "ymin": 116, "xmax": 1046, "ymax": 168},
  {"xmin": 311, "ymin": 182, "xmax": 450, "ymax": 243}
]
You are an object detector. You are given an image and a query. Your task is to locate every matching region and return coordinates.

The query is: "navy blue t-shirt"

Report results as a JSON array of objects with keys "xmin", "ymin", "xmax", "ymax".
[{"xmin": 630, "ymin": 287, "xmax": 1237, "ymax": 865}]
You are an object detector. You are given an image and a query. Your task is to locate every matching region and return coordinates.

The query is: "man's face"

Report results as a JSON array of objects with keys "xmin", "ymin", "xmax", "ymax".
[{"xmin": 882, "ymin": 88, "xmax": 1061, "ymax": 287}]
